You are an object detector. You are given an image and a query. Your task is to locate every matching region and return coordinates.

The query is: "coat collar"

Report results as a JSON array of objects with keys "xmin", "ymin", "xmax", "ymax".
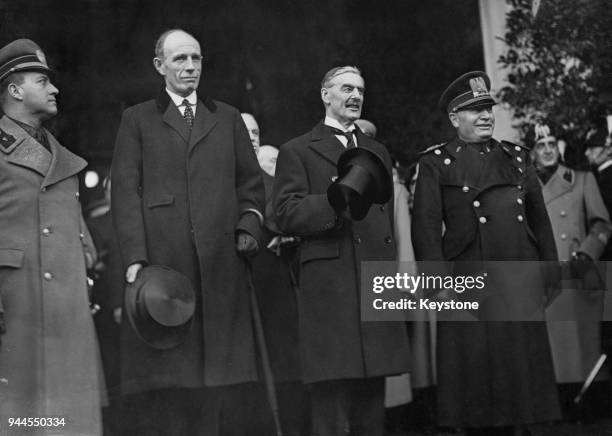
[
  {"xmin": 542, "ymin": 164, "xmax": 574, "ymax": 204},
  {"xmin": 156, "ymin": 88, "xmax": 218, "ymax": 149},
  {"xmin": 0, "ymin": 116, "xmax": 86, "ymax": 185},
  {"xmin": 308, "ymin": 120, "xmax": 382, "ymax": 166}
]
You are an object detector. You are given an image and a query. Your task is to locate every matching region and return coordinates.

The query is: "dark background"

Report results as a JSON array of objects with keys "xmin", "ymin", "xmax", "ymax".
[{"xmin": 0, "ymin": 0, "xmax": 484, "ymax": 206}]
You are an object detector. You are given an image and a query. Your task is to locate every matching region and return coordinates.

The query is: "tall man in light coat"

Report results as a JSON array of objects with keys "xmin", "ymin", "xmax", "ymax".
[
  {"xmin": 111, "ymin": 29, "xmax": 264, "ymax": 435},
  {"xmin": 0, "ymin": 39, "xmax": 102, "ymax": 436},
  {"xmin": 273, "ymin": 66, "xmax": 410, "ymax": 436},
  {"xmin": 530, "ymin": 124, "xmax": 611, "ymax": 396}
]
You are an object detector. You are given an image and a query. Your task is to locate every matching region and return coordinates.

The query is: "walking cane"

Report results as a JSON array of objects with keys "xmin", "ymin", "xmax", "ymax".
[
  {"xmin": 245, "ymin": 259, "xmax": 284, "ymax": 436},
  {"xmin": 574, "ymin": 353, "xmax": 607, "ymax": 404}
]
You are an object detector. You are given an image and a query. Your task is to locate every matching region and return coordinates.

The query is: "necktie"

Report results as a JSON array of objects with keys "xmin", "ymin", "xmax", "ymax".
[
  {"xmin": 182, "ymin": 99, "xmax": 194, "ymax": 128},
  {"xmin": 329, "ymin": 126, "xmax": 356, "ymax": 149}
]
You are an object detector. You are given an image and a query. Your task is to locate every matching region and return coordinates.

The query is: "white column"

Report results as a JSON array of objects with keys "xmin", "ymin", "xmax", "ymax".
[{"xmin": 479, "ymin": 0, "xmax": 521, "ymax": 143}]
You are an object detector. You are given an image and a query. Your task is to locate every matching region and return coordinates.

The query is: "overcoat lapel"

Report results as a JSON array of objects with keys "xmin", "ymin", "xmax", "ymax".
[
  {"xmin": 42, "ymin": 132, "xmax": 87, "ymax": 188},
  {"xmin": 162, "ymin": 103, "xmax": 190, "ymax": 144},
  {"xmin": 188, "ymin": 100, "xmax": 217, "ymax": 152},
  {"xmin": 542, "ymin": 165, "xmax": 573, "ymax": 204},
  {"xmin": 308, "ymin": 122, "xmax": 346, "ymax": 167}
]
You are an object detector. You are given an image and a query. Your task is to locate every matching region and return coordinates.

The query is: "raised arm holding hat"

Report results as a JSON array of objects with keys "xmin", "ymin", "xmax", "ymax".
[
  {"xmin": 272, "ymin": 66, "xmax": 409, "ymax": 436},
  {"xmin": 0, "ymin": 38, "xmax": 102, "ymax": 435},
  {"xmin": 411, "ymin": 71, "xmax": 561, "ymax": 434}
]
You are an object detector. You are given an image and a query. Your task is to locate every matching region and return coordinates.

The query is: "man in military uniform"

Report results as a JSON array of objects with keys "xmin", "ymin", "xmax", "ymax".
[
  {"xmin": 0, "ymin": 39, "xmax": 102, "ymax": 435},
  {"xmin": 411, "ymin": 71, "xmax": 561, "ymax": 435}
]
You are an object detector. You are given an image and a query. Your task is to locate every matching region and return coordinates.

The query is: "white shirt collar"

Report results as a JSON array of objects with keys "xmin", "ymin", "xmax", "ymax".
[
  {"xmin": 324, "ymin": 116, "xmax": 355, "ymax": 133},
  {"xmin": 166, "ymin": 89, "xmax": 197, "ymax": 114}
]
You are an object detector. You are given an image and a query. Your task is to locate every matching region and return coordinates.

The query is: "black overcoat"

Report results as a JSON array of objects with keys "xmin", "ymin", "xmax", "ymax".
[
  {"xmin": 273, "ymin": 122, "xmax": 410, "ymax": 383},
  {"xmin": 111, "ymin": 92, "xmax": 264, "ymax": 394},
  {"xmin": 411, "ymin": 137, "xmax": 561, "ymax": 427}
]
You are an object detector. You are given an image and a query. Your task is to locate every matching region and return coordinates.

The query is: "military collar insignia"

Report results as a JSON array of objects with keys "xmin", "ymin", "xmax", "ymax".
[
  {"xmin": 563, "ymin": 167, "xmax": 573, "ymax": 183},
  {"xmin": 0, "ymin": 127, "xmax": 16, "ymax": 153}
]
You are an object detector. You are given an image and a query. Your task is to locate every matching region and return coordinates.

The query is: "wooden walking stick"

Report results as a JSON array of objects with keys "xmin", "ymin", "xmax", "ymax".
[{"xmin": 245, "ymin": 259, "xmax": 284, "ymax": 436}]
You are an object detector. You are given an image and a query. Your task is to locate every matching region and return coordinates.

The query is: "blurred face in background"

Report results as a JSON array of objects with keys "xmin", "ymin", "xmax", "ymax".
[
  {"xmin": 241, "ymin": 113, "xmax": 260, "ymax": 153},
  {"xmin": 257, "ymin": 145, "xmax": 278, "ymax": 177},
  {"xmin": 532, "ymin": 137, "xmax": 560, "ymax": 168}
]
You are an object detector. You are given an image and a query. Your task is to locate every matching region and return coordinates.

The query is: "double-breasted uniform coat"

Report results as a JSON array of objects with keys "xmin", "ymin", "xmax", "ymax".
[
  {"xmin": 0, "ymin": 116, "xmax": 102, "ymax": 435},
  {"xmin": 111, "ymin": 92, "xmax": 264, "ymax": 394},
  {"xmin": 541, "ymin": 164, "xmax": 611, "ymax": 383},
  {"xmin": 273, "ymin": 122, "xmax": 410, "ymax": 384},
  {"xmin": 411, "ymin": 137, "xmax": 561, "ymax": 427}
]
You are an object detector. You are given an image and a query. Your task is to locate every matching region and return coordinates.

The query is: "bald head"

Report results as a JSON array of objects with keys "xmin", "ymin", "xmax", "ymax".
[{"xmin": 355, "ymin": 119, "xmax": 377, "ymax": 138}]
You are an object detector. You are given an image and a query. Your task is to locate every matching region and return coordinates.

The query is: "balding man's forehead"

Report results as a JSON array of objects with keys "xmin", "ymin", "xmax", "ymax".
[
  {"xmin": 328, "ymin": 72, "xmax": 364, "ymax": 86},
  {"xmin": 164, "ymin": 32, "xmax": 201, "ymax": 52}
]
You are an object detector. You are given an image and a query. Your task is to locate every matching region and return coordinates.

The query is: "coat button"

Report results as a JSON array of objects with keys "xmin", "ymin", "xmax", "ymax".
[
  {"xmin": 444, "ymin": 158, "xmax": 451, "ymax": 165},
  {"xmin": 517, "ymin": 214, "xmax": 524, "ymax": 222},
  {"xmin": 79, "ymin": 232, "xmax": 85, "ymax": 240},
  {"xmin": 515, "ymin": 146, "xmax": 521, "ymax": 151},
  {"xmin": 380, "ymin": 205, "xmax": 385, "ymax": 211},
  {"xmin": 354, "ymin": 236, "xmax": 361, "ymax": 244},
  {"xmin": 462, "ymin": 186, "xmax": 469, "ymax": 193},
  {"xmin": 41, "ymin": 187, "xmax": 46, "ymax": 192},
  {"xmin": 517, "ymin": 198, "xmax": 523, "ymax": 205},
  {"xmin": 479, "ymin": 217, "xmax": 487, "ymax": 224},
  {"xmin": 516, "ymin": 157, "xmax": 522, "ymax": 162},
  {"xmin": 43, "ymin": 272, "xmax": 53, "ymax": 281},
  {"xmin": 561, "ymin": 233, "xmax": 567, "ymax": 240},
  {"xmin": 560, "ymin": 211, "xmax": 566, "ymax": 217},
  {"xmin": 517, "ymin": 167, "xmax": 523, "ymax": 173},
  {"xmin": 473, "ymin": 200, "xmax": 480, "ymax": 208},
  {"xmin": 517, "ymin": 185, "xmax": 523, "ymax": 190},
  {"xmin": 75, "ymin": 192, "xmax": 80, "ymax": 199},
  {"xmin": 385, "ymin": 236, "xmax": 392, "ymax": 244},
  {"xmin": 434, "ymin": 149, "xmax": 442, "ymax": 155},
  {"xmin": 42, "ymin": 227, "xmax": 51, "ymax": 236}
]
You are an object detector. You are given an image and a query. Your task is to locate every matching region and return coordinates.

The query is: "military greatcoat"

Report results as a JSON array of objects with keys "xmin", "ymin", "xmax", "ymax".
[
  {"xmin": 541, "ymin": 165, "xmax": 611, "ymax": 383},
  {"xmin": 411, "ymin": 137, "xmax": 561, "ymax": 427},
  {"xmin": 0, "ymin": 116, "xmax": 102, "ymax": 435}
]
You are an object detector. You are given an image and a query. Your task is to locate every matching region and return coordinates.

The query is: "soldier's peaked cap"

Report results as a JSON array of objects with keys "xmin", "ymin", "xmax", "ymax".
[
  {"xmin": 438, "ymin": 71, "xmax": 496, "ymax": 114},
  {"xmin": 0, "ymin": 39, "xmax": 51, "ymax": 82}
]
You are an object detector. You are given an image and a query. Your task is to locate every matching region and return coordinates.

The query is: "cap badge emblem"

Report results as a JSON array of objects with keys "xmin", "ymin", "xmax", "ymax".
[
  {"xmin": 469, "ymin": 77, "xmax": 488, "ymax": 98},
  {"xmin": 35, "ymin": 50, "xmax": 47, "ymax": 66}
]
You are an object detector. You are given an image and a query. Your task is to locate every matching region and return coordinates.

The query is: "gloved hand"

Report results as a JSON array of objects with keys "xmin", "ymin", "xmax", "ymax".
[
  {"xmin": 236, "ymin": 232, "xmax": 259, "ymax": 257},
  {"xmin": 570, "ymin": 252, "xmax": 593, "ymax": 279}
]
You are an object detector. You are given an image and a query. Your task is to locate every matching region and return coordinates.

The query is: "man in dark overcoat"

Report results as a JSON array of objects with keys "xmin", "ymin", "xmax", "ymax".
[
  {"xmin": 273, "ymin": 66, "xmax": 410, "ymax": 436},
  {"xmin": 411, "ymin": 71, "xmax": 561, "ymax": 435},
  {"xmin": 111, "ymin": 28, "xmax": 264, "ymax": 435}
]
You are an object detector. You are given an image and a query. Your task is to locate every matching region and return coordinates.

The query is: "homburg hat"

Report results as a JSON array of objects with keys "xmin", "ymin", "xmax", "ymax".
[{"xmin": 124, "ymin": 265, "xmax": 196, "ymax": 350}]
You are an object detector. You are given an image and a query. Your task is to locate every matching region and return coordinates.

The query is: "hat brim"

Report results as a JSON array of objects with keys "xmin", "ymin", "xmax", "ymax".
[{"xmin": 124, "ymin": 266, "xmax": 195, "ymax": 350}]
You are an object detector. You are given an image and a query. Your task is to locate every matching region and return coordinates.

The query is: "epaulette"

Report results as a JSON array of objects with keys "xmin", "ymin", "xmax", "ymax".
[
  {"xmin": 419, "ymin": 142, "xmax": 446, "ymax": 155},
  {"xmin": 499, "ymin": 140, "xmax": 528, "ymax": 158},
  {"xmin": 0, "ymin": 127, "xmax": 16, "ymax": 154}
]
